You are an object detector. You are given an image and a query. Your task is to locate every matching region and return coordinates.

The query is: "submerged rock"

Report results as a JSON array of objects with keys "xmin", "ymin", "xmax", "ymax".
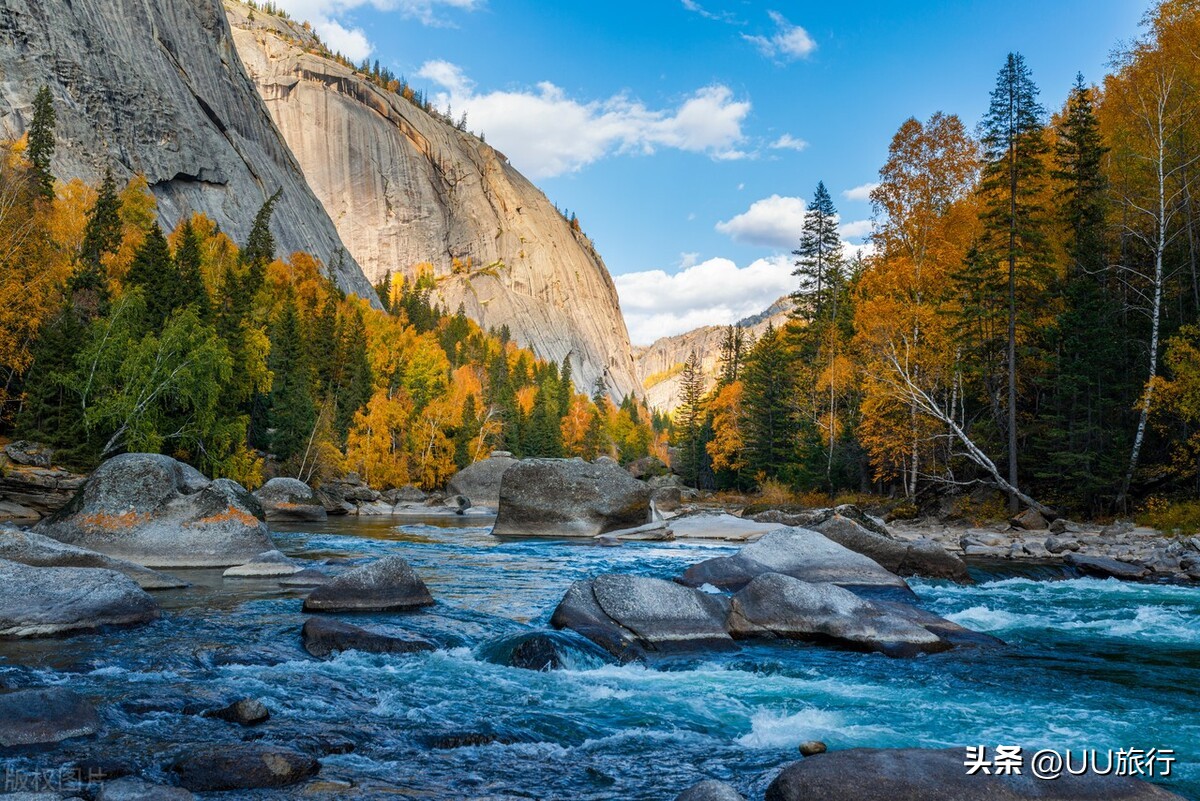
[
  {"xmin": 765, "ymin": 747, "xmax": 1186, "ymax": 801},
  {"xmin": 203, "ymin": 698, "xmax": 270, "ymax": 726},
  {"xmin": 301, "ymin": 617, "xmax": 436, "ymax": 658},
  {"xmin": 798, "ymin": 740, "xmax": 827, "ymax": 756},
  {"xmin": 223, "ymin": 550, "xmax": 302, "ymax": 578},
  {"xmin": 726, "ymin": 573, "xmax": 948, "ymax": 657},
  {"xmin": 302, "ymin": 556, "xmax": 435, "ymax": 612},
  {"xmin": 492, "ymin": 458, "xmax": 651, "ymax": 538},
  {"xmin": 253, "ymin": 477, "xmax": 327, "ymax": 522},
  {"xmin": 34, "ymin": 453, "xmax": 274, "ymax": 568},
  {"xmin": 0, "ymin": 687, "xmax": 101, "ymax": 747},
  {"xmin": 96, "ymin": 777, "xmax": 196, "ymax": 800},
  {"xmin": 674, "ymin": 779, "xmax": 746, "ymax": 801},
  {"xmin": 0, "ymin": 560, "xmax": 160, "ymax": 638},
  {"xmin": 279, "ymin": 567, "xmax": 331, "ymax": 587},
  {"xmin": 1065, "ymin": 553, "xmax": 1149, "ymax": 581},
  {"xmin": 446, "ymin": 453, "xmax": 518, "ymax": 510},
  {"xmin": 170, "ymin": 745, "xmax": 319, "ymax": 792},
  {"xmin": 0, "ymin": 527, "xmax": 187, "ymax": 589}
]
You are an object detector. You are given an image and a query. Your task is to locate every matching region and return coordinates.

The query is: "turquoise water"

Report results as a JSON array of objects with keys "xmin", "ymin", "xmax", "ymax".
[{"xmin": 0, "ymin": 518, "xmax": 1196, "ymax": 799}]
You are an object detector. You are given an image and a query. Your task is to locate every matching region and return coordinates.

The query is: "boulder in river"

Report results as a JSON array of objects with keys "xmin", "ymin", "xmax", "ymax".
[
  {"xmin": 34, "ymin": 453, "xmax": 275, "ymax": 568},
  {"xmin": 765, "ymin": 747, "xmax": 1186, "ymax": 801},
  {"xmin": 726, "ymin": 573, "xmax": 949, "ymax": 657},
  {"xmin": 203, "ymin": 697, "xmax": 270, "ymax": 726},
  {"xmin": 679, "ymin": 527, "xmax": 913, "ymax": 594},
  {"xmin": 253, "ymin": 477, "xmax": 327, "ymax": 522},
  {"xmin": 1064, "ymin": 553, "xmax": 1149, "ymax": 581},
  {"xmin": 550, "ymin": 574, "xmax": 734, "ymax": 662},
  {"xmin": 302, "ymin": 556, "xmax": 435, "ymax": 612},
  {"xmin": 301, "ymin": 617, "xmax": 436, "ymax": 658},
  {"xmin": 96, "ymin": 777, "xmax": 196, "ymax": 800},
  {"xmin": 674, "ymin": 779, "xmax": 746, "ymax": 801},
  {"xmin": 0, "ymin": 526, "xmax": 186, "ymax": 589},
  {"xmin": 223, "ymin": 550, "xmax": 302, "ymax": 578},
  {"xmin": 446, "ymin": 452, "xmax": 518, "ymax": 510},
  {"xmin": 170, "ymin": 744, "xmax": 319, "ymax": 792},
  {"xmin": 492, "ymin": 458, "xmax": 651, "ymax": 537},
  {"xmin": 0, "ymin": 687, "xmax": 101, "ymax": 747},
  {"xmin": 0, "ymin": 559, "xmax": 160, "ymax": 638}
]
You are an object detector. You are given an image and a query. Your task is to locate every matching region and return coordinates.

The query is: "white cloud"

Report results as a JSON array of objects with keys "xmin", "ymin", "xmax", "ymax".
[
  {"xmin": 842, "ymin": 182, "xmax": 879, "ymax": 202},
  {"xmin": 418, "ymin": 62, "xmax": 752, "ymax": 178},
  {"xmin": 615, "ymin": 254, "xmax": 796, "ymax": 344},
  {"xmin": 272, "ymin": 0, "xmax": 482, "ymax": 60},
  {"xmin": 714, "ymin": 194, "xmax": 806, "ymax": 249},
  {"xmin": 770, "ymin": 133, "xmax": 807, "ymax": 151},
  {"xmin": 743, "ymin": 11, "xmax": 816, "ymax": 62},
  {"xmin": 839, "ymin": 219, "xmax": 872, "ymax": 239}
]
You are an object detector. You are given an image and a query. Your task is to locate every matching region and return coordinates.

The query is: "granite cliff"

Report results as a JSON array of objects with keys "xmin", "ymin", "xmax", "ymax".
[
  {"xmin": 0, "ymin": 0, "xmax": 376, "ymax": 301},
  {"xmin": 225, "ymin": 2, "xmax": 640, "ymax": 400}
]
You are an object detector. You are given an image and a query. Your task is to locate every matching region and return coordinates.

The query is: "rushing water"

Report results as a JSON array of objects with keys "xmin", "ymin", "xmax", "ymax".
[{"xmin": 1, "ymin": 517, "xmax": 1197, "ymax": 800}]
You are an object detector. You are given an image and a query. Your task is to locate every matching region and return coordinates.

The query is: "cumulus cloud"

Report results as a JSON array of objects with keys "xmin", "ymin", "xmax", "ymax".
[
  {"xmin": 615, "ymin": 254, "xmax": 795, "ymax": 344},
  {"xmin": 842, "ymin": 182, "xmax": 879, "ymax": 202},
  {"xmin": 838, "ymin": 219, "xmax": 872, "ymax": 240},
  {"xmin": 743, "ymin": 11, "xmax": 816, "ymax": 62},
  {"xmin": 418, "ymin": 62, "xmax": 752, "ymax": 178},
  {"xmin": 272, "ymin": 0, "xmax": 481, "ymax": 60},
  {"xmin": 714, "ymin": 194, "xmax": 806, "ymax": 249},
  {"xmin": 769, "ymin": 133, "xmax": 807, "ymax": 151}
]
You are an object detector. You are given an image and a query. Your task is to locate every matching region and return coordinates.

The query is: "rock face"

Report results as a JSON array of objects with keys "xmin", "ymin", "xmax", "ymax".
[
  {"xmin": 0, "ymin": 687, "xmax": 101, "ymax": 747},
  {"xmin": 550, "ymin": 574, "xmax": 734, "ymax": 661},
  {"xmin": 0, "ymin": 527, "xmax": 187, "ymax": 589},
  {"xmin": 225, "ymin": 2, "xmax": 639, "ymax": 400},
  {"xmin": 171, "ymin": 745, "xmax": 319, "ymax": 792},
  {"xmin": 765, "ymin": 748, "xmax": 1186, "ymax": 801},
  {"xmin": 492, "ymin": 458, "xmax": 651, "ymax": 537},
  {"xmin": 446, "ymin": 453, "xmax": 518, "ymax": 510},
  {"xmin": 254, "ymin": 477, "xmax": 327, "ymax": 522},
  {"xmin": 301, "ymin": 617, "xmax": 436, "ymax": 659},
  {"xmin": 0, "ymin": 559, "xmax": 160, "ymax": 637},
  {"xmin": 726, "ymin": 573, "xmax": 948, "ymax": 657},
  {"xmin": 0, "ymin": 0, "xmax": 375, "ymax": 301},
  {"xmin": 35, "ymin": 453, "xmax": 275, "ymax": 568},
  {"xmin": 679, "ymin": 528, "xmax": 912, "ymax": 593},
  {"xmin": 634, "ymin": 296, "xmax": 794, "ymax": 411},
  {"xmin": 0, "ymin": 461, "xmax": 86, "ymax": 520},
  {"xmin": 302, "ymin": 556, "xmax": 435, "ymax": 612}
]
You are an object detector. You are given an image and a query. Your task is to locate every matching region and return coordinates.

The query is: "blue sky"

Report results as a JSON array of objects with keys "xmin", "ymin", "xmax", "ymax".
[{"xmin": 273, "ymin": 0, "xmax": 1150, "ymax": 343}]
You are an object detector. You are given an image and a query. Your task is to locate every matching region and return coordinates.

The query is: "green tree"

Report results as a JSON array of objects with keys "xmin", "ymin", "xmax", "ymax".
[
  {"xmin": 174, "ymin": 219, "xmax": 211, "ymax": 321},
  {"xmin": 741, "ymin": 323, "xmax": 802, "ymax": 482},
  {"xmin": 125, "ymin": 223, "xmax": 176, "ymax": 333},
  {"xmin": 675, "ymin": 350, "xmax": 708, "ymax": 486},
  {"xmin": 27, "ymin": 86, "xmax": 56, "ymax": 200},
  {"xmin": 792, "ymin": 181, "xmax": 844, "ymax": 324},
  {"xmin": 266, "ymin": 292, "xmax": 315, "ymax": 461}
]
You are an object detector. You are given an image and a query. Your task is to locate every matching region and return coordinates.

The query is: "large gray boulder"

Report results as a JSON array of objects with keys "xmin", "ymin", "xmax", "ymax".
[
  {"xmin": 253, "ymin": 477, "xmax": 327, "ymax": 522},
  {"xmin": 493, "ymin": 458, "xmax": 651, "ymax": 537},
  {"xmin": 550, "ymin": 574, "xmax": 734, "ymax": 661},
  {"xmin": 1065, "ymin": 553, "xmax": 1149, "ymax": 581},
  {"xmin": 0, "ymin": 687, "xmax": 101, "ymax": 747},
  {"xmin": 726, "ymin": 573, "xmax": 949, "ymax": 657},
  {"xmin": 446, "ymin": 453, "xmax": 518, "ymax": 510},
  {"xmin": 674, "ymin": 780, "xmax": 745, "ymax": 801},
  {"xmin": 170, "ymin": 744, "xmax": 319, "ymax": 792},
  {"xmin": 0, "ymin": 527, "xmax": 186, "ymax": 589},
  {"xmin": 35, "ymin": 453, "xmax": 275, "ymax": 568},
  {"xmin": 301, "ymin": 617, "xmax": 436, "ymax": 658},
  {"xmin": 679, "ymin": 528, "xmax": 912, "ymax": 594},
  {"xmin": 303, "ymin": 556, "xmax": 435, "ymax": 612},
  {"xmin": 765, "ymin": 748, "xmax": 1186, "ymax": 801},
  {"xmin": 0, "ymin": 559, "xmax": 160, "ymax": 638}
]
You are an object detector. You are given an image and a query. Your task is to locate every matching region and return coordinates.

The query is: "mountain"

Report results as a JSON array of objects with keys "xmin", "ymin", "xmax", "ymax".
[
  {"xmin": 224, "ymin": 1, "xmax": 640, "ymax": 401},
  {"xmin": 0, "ymin": 0, "xmax": 376, "ymax": 302},
  {"xmin": 633, "ymin": 296, "xmax": 795, "ymax": 412}
]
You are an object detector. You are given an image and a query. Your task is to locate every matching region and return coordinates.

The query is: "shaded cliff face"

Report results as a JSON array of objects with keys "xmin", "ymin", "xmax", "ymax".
[
  {"xmin": 0, "ymin": 0, "xmax": 376, "ymax": 302},
  {"xmin": 225, "ymin": 2, "xmax": 640, "ymax": 401},
  {"xmin": 634, "ymin": 296, "xmax": 794, "ymax": 412}
]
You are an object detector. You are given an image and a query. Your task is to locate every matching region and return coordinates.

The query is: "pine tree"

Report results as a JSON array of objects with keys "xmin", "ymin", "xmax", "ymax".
[
  {"xmin": 741, "ymin": 323, "xmax": 801, "ymax": 482},
  {"xmin": 27, "ymin": 86, "xmax": 56, "ymax": 201},
  {"xmin": 125, "ymin": 223, "xmax": 176, "ymax": 332},
  {"xmin": 558, "ymin": 355, "xmax": 573, "ymax": 414},
  {"xmin": 454, "ymin": 393, "xmax": 479, "ymax": 468},
  {"xmin": 675, "ymin": 351, "xmax": 708, "ymax": 486},
  {"xmin": 267, "ymin": 292, "xmax": 316, "ymax": 462},
  {"xmin": 174, "ymin": 219, "xmax": 211, "ymax": 321},
  {"xmin": 718, "ymin": 325, "xmax": 746, "ymax": 386},
  {"xmin": 792, "ymin": 181, "xmax": 844, "ymax": 324},
  {"xmin": 241, "ymin": 190, "xmax": 280, "ymax": 302},
  {"xmin": 72, "ymin": 169, "xmax": 121, "ymax": 320}
]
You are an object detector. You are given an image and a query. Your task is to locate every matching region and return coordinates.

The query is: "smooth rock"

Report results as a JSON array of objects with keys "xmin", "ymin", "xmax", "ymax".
[
  {"xmin": 170, "ymin": 745, "xmax": 319, "ymax": 792},
  {"xmin": 798, "ymin": 740, "xmax": 827, "ymax": 756},
  {"xmin": 1044, "ymin": 535, "xmax": 1081, "ymax": 554},
  {"xmin": 1010, "ymin": 509, "xmax": 1049, "ymax": 530},
  {"xmin": 507, "ymin": 633, "xmax": 565, "ymax": 671},
  {"xmin": 807, "ymin": 512, "xmax": 968, "ymax": 582},
  {"xmin": 96, "ymin": 778, "xmax": 195, "ymax": 801},
  {"xmin": 725, "ymin": 573, "xmax": 948, "ymax": 657},
  {"xmin": 0, "ymin": 527, "xmax": 186, "ymax": 589},
  {"xmin": 670, "ymin": 513, "xmax": 780, "ymax": 541},
  {"xmin": 2, "ymin": 441, "xmax": 52, "ymax": 468},
  {"xmin": 223, "ymin": 550, "xmax": 302, "ymax": 578},
  {"xmin": 446, "ymin": 454, "xmax": 518, "ymax": 510},
  {"xmin": 204, "ymin": 698, "xmax": 269, "ymax": 726},
  {"xmin": 34, "ymin": 453, "xmax": 274, "ymax": 568},
  {"xmin": 279, "ymin": 568, "xmax": 331, "ymax": 587},
  {"xmin": 253, "ymin": 477, "xmax": 327, "ymax": 522},
  {"xmin": 492, "ymin": 458, "xmax": 651, "ymax": 538},
  {"xmin": 1065, "ymin": 553, "xmax": 1149, "ymax": 581},
  {"xmin": 0, "ymin": 560, "xmax": 160, "ymax": 638},
  {"xmin": 0, "ymin": 688, "xmax": 101, "ymax": 747},
  {"xmin": 303, "ymin": 556, "xmax": 434, "ymax": 612},
  {"xmin": 301, "ymin": 617, "xmax": 436, "ymax": 658},
  {"xmin": 765, "ymin": 747, "xmax": 1186, "ymax": 801},
  {"xmin": 673, "ymin": 779, "xmax": 745, "ymax": 801}
]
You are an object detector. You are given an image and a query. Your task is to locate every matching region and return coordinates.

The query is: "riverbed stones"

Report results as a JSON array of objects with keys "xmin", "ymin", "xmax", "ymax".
[
  {"xmin": 0, "ymin": 560, "xmax": 160, "ymax": 638},
  {"xmin": 674, "ymin": 779, "xmax": 746, "ymax": 801},
  {"xmin": 301, "ymin": 617, "xmax": 436, "ymax": 658},
  {"xmin": 170, "ymin": 745, "xmax": 319, "ymax": 791},
  {"xmin": 253, "ymin": 477, "xmax": 327, "ymax": 522},
  {"xmin": 764, "ymin": 747, "xmax": 1187, "ymax": 801},
  {"xmin": 204, "ymin": 698, "xmax": 270, "ymax": 726},
  {"xmin": 726, "ymin": 573, "xmax": 949, "ymax": 656},
  {"xmin": 0, "ymin": 527, "xmax": 186, "ymax": 589},
  {"xmin": 0, "ymin": 688, "xmax": 101, "ymax": 747},
  {"xmin": 446, "ymin": 452, "xmax": 518, "ymax": 510},
  {"xmin": 96, "ymin": 778, "xmax": 196, "ymax": 800},
  {"xmin": 1064, "ymin": 553, "xmax": 1149, "ymax": 580},
  {"xmin": 798, "ymin": 740, "xmax": 827, "ymax": 756},
  {"xmin": 34, "ymin": 453, "xmax": 275, "ymax": 568},
  {"xmin": 679, "ymin": 528, "xmax": 912, "ymax": 594},
  {"xmin": 1010, "ymin": 508, "xmax": 1049, "ymax": 530},
  {"xmin": 302, "ymin": 556, "xmax": 434, "ymax": 612},
  {"xmin": 492, "ymin": 458, "xmax": 651, "ymax": 538},
  {"xmin": 223, "ymin": 550, "xmax": 302, "ymax": 577}
]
